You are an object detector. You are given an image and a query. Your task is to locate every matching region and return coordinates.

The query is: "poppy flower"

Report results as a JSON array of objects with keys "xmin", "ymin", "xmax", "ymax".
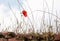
[{"xmin": 22, "ymin": 10, "xmax": 27, "ymax": 17}]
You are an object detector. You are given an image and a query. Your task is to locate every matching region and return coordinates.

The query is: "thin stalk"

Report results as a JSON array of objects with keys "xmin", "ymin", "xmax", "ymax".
[
  {"xmin": 44, "ymin": 0, "xmax": 51, "ymax": 32},
  {"xmin": 25, "ymin": 0, "xmax": 35, "ymax": 26},
  {"xmin": 56, "ymin": 11, "xmax": 58, "ymax": 34},
  {"xmin": 43, "ymin": 0, "xmax": 46, "ymax": 33},
  {"xmin": 7, "ymin": 2, "xmax": 19, "ymax": 33}
]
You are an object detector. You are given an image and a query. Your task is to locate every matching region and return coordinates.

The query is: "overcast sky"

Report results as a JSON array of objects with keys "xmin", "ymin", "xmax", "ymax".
[{"xmin": 0, "ymin": 0, "xmax": 60, "ymax": 33}]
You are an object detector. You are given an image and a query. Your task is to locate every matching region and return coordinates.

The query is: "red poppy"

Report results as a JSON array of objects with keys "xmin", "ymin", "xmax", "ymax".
[{"xmin": 22, "ymin": 10, "xmax": 27, "ymax": 17}]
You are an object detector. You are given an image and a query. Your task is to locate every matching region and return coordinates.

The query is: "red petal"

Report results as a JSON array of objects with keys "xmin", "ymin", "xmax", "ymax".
[{"xmin": 22, "ymin": 10, "xmax": 27, "ymax": 17}]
